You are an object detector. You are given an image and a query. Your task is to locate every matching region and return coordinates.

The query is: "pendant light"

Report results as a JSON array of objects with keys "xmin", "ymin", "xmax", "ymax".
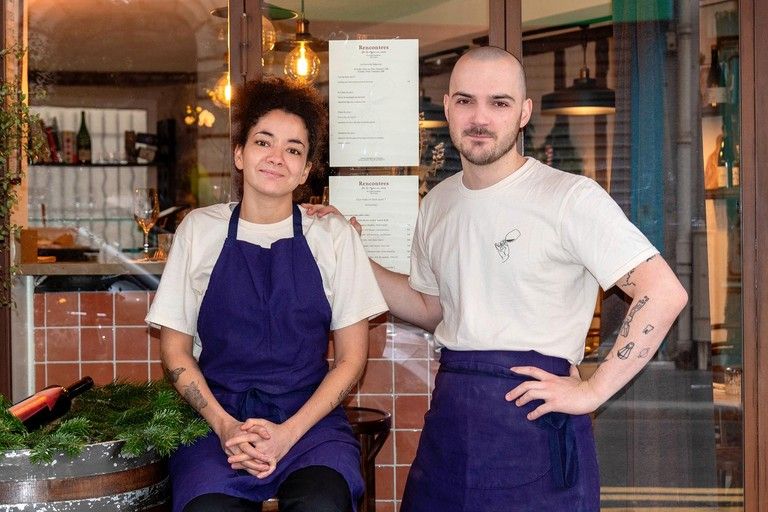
[
  {"xmin": 275, "ymin": 0, "xmax": 328, "ymax": 84},
  {"xmin": 541, "ymin": 27, "xmax": 615, "ymax": 116}
]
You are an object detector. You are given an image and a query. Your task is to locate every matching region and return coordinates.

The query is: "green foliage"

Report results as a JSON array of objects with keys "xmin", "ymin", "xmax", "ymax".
[
  {"xmin": 0, "ymin": 381, "xmax": 210, "ymax": 463},
  {"xmin": 1, "ymin": 44, "xmax": 48, "ymax": 307}
]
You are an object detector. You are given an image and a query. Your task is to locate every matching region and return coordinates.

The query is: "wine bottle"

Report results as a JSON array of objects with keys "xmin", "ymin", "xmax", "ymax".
[
  {"xmin": 716, "ymin": 135, "xmax": 729, "ymax": 188},
  {"xmin": 76, "ymin": 111, "xmax": 92, "ymax": 164},
  {"xmin": 706, "ymin": 45, "xmax": 726, "ymax": 107},
  {"xmin": 7, "ymin": 376, "xmax": 94, "ymax": 431}
]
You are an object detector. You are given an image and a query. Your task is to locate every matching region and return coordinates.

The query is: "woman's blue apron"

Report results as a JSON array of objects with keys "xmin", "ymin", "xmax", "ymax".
[
  {"xmin": 169, "ymin": 203, "xmax": 363, "ymax": 512},
  {"xmin": 401, "ymin": 349, "xmax": 600, "ymax": 512}
]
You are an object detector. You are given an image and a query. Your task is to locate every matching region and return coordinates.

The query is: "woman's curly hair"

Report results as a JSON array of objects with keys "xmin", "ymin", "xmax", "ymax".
[{"xmin": 230, "ymin": 77, "xmax": 328, "ymax": 198}]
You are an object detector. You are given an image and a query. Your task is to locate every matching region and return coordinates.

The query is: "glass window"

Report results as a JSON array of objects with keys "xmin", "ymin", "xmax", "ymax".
[
  {"xmin": 522, "ymin": 0, "xmax": 743, "ymax": 507},
  {"xmin": 26, "ymin": 0, "xmax": 231, "ymax": 259},
  {"xmin": 261, "ymin": 0, "xmax": 490, "ymax": 201}
]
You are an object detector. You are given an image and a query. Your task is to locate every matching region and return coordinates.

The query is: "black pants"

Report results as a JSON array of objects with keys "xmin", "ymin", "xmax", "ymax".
[{"xmin": 183, "ymin": 465, "xmax": 353, "ymax": 512}]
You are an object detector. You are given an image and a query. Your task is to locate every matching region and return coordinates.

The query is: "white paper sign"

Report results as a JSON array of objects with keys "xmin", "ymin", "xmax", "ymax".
[
  {"xmin": 329, "ymin": 39, "xmax": 419, "ymax": 168},
  {"xmin": 329, "ymin": 175, "xmax": 419, "ymax": 274}
]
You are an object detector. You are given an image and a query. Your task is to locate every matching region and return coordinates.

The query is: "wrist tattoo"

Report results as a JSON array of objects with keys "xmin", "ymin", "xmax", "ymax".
[
  {"xmin": 620, "ymin": 295, "xmax": 650, "ymax": 337},
  {"xmin": 642, "ymin": 324, "xmax": 655, "ymax": 335},
  {"xmin": 638, "ymin": 347, "xmax": 651, "ymax": 358},
  {"xmin": 182, "ymin": 381, "xmax": 208, "ymax": 411},
  {"xmin": 163, "ymin": 365, "xmax": 186, "ymax": 384}
]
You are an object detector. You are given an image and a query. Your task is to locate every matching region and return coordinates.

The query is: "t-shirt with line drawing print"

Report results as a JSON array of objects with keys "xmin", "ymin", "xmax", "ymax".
[{"xmin": 409, "ymin": 157, "xmax": 658, "ymax": 364}]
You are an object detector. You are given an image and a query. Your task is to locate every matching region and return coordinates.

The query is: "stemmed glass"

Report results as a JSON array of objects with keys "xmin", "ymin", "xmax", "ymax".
[{"xmin": 133, "ymin": 187, "xmax": 159, "ymax": 260}]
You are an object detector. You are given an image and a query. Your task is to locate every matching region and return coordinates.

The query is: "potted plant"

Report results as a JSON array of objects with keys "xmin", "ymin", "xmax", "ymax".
[{"xmin": 0, "ymin": 380, "xmax": 209, "ymax": 510}]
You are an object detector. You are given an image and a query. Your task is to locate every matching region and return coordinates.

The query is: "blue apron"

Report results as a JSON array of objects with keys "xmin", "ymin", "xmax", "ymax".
[
  {"xmin": 401, "ymin": 349, "xmax": 600, "ymax": 512},
  {"xmin": 169, "ymin": 203, "xmax": 363, "ymax": 512}
]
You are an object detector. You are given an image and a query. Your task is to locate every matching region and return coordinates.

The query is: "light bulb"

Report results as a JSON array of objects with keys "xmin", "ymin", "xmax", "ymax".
[
  {"xmin": 262, "ymin": 16, "xmax": 276, "ymax": 53},
  {"xmin": 208, "ymin": 72, "xmax": 231, "ymax": 109},
  {"xmin": 284, "ymin": 42, "xmax": 320, "ymax": 84}
]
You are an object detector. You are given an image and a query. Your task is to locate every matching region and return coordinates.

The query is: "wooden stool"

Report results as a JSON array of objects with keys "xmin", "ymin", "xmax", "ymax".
[
  {"xmin": 262, "ymin": 407, "xmax": 392, "ymax": 512},
  {"xmin": 345, "ymin": 406, "xmax": 392, "ymax": 512}
]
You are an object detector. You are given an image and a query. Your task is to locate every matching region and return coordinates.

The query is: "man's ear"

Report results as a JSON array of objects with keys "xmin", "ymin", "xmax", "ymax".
[{"xmin": 520, "ymin": 98, "xmax": 533, "ymax": 129}]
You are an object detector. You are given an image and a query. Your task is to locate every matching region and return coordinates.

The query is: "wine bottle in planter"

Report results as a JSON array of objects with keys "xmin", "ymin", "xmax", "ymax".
[{"xmin": 7, "ymin": 376, "xmax": 94, "ymax": 431}]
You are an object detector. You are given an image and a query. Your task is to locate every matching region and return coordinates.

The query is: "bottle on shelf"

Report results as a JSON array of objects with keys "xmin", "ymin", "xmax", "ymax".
[
  {"xmin": 7, "ymin": 376, "xmax": 94, "ymax": 431},
  {"xmin": 76, "ymin": 111, "xmax": 92, "ymax": 164},
  {"xmin": 706, "ymin": 45, "xmax": 726, "ymax": 107},
  {"xmin": 715, "ymin": 128, "xmax": 740, "ymax": 189}
]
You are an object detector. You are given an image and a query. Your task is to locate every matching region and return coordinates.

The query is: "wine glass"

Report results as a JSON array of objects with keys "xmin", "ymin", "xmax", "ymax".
[{"xmin": 133, "ymin": 187, "xmax": 159, "ymax": 260}]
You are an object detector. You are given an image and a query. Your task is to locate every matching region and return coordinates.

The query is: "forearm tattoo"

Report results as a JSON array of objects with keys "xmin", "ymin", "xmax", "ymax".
[
  {"xmin": 617, "ymin": 341, "xmax": 635, "ymax": 359},
  {"xmin": 333, "ymin": 381, "xmax": 356, "ymax": 409},
  {"xmin": 642, "ymin": 324, "xmax": 655, "ymax": 335},
  {"xmin": 163, "ymin": 365, "xmax": 186, "ymax": 384},
  {"xmin": 182, "ymin": 381, "xmax": 208, "ymax": 411},
  {"xmin": 620, "ymin": 295, "xmax": 650, "ymax": 337}
]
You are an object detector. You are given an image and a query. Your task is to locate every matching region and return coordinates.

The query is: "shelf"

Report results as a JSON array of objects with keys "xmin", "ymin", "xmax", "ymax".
[
  {"xmin": 31, "ymin": 163, "xmax": 154, "ymax": 168},
  {"xmin": 29, "ymin": 217, "xmax": 137, "ymax": 223},
  {"xmin": 705, "ymin": 187, "xmax": 740, "ymax": 200}
]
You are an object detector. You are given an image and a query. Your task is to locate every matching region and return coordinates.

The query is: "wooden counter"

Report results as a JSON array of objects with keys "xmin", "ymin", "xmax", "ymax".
[{"xmin": 19, "ymin": 261, "xmax": 165, "ymax": 276}]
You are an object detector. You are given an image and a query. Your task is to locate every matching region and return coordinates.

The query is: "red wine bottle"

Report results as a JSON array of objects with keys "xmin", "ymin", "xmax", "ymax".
[{"xmin": 8, "ymin": 376, "xmax": 94, "ymax": 431}]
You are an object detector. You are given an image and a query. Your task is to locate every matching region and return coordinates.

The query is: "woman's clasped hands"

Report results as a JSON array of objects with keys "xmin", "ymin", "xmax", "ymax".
[{"xmin": 222, "ymin": 418, "xmax": 298, "ymax": 479}]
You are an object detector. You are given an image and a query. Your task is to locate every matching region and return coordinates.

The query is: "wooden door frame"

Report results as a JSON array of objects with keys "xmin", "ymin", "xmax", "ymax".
[{"xmin": 740, "ymin": 1, "xmax": 767, "ymax": 509}]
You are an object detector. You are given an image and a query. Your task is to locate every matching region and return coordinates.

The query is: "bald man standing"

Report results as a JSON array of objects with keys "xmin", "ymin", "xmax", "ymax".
[{"xmin": 310, "ymin": 46, "xmax": 687, "ymax": 511}]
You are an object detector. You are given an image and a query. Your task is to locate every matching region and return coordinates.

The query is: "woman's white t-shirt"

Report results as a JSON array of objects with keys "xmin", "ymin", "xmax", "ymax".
[{"xmin": 146, "ymin": 203, "xmax": 387, "ymax": 355}]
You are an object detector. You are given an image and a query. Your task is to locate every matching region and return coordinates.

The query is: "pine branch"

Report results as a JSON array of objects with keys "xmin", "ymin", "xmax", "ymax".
[{"xmin": 0, "ymin": 381, "xmax": 210, "ymax": 463}]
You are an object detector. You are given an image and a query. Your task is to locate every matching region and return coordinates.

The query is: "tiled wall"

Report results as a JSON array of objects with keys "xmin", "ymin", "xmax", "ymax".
[{"xmin": 32, "ymin": 291, "xmax": 437, "ymax": 511}]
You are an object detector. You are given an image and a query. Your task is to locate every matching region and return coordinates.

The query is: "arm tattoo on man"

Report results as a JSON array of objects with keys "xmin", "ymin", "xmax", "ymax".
[
  {"xmin": 617, "ymin": 342, "xmax": 635, "ymax": 359},
  {"xmin": 642, "ymin": 324, "xmax": 654, "ymax": 335},
  {"xmin": 645, "ymin": 255, "xmax": 657, "ymax": 262},
  {"xmin": 637, "ymin": 347, "xmax": 651, "ymax": 358},
  {"xmin": 621, "ymin": 269, "xmax": 637, "ymax": 288},
  {"xmin": 619, "ymin": 295, "xmax": 650, "ymax": 336},
  {"xmin": 163, "ymin": 365, "xmax": 186, "ymax": 384},
  {"xmin": 182, "ymin": 381, "xmax": 208, "ymax": 411}
]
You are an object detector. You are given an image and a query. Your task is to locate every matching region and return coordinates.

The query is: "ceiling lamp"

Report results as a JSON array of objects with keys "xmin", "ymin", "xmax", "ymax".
[
  {"xmin": 275, "ymin": 1, "xmax": 327, "ymax": 84},
  {"xmin": 541, "ymin": 26, "xmax": 615, "ymax": 116},
  {"xmin": 208, "ymin": 71, "xmax": 232, "ymax": 108},
  {"xmin": 210, "ymin": 6, "xmax": 282, "ymax": 54}
]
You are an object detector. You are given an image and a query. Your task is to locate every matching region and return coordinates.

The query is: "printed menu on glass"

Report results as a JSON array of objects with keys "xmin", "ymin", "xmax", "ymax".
[
  {"xmin": 329, "ymin": 39, "xmax": 419, "ymax": 168},
  {"xmin": 329, "ymin": 175, "xmax": 419, "ymax": 274}
]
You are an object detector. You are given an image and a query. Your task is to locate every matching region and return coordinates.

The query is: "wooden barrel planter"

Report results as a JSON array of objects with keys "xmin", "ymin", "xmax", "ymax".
[{"xmin": 0, "ymin": 440, "xmax": 169, "ymax": 511}]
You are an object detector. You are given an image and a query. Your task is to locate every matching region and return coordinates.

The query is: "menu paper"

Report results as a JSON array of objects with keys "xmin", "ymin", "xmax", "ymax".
[
  {"xmin": 329, "ymin": 175, "xmax": 419, "ymax": 274},
  {"xmin": 329, "ymin": 39, "xmax": 419, "ymax": 167}
]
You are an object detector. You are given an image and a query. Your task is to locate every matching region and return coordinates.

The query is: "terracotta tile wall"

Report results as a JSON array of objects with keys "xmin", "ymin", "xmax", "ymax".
[{"xmin": 32, "ymin": 291, "xmax": 436, "ymax": 511}]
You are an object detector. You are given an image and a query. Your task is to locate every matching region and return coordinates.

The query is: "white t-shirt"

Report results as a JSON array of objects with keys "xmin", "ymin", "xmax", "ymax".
[
  {"xmin": 146, "ymin": 203, "xmax": 388, "ymax": 355},
  {"xmin": 409, "ymin": 158, "xmax": 658, "ymax": 364}
]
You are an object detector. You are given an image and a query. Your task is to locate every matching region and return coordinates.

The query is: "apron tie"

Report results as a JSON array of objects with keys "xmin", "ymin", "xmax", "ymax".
[{"xmin": 237, "ymin": 383, "xmax": 318, "ymax": 424}]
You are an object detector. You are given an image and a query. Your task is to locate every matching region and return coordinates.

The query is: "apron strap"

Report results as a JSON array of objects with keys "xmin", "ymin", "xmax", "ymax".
[
  {"xmin": 227, "ymin": 202, "xmax": 242, "ymax": 240},
  {"xmin": 292, "ymin": 203, "xmax": 303, "ymax": 237}
]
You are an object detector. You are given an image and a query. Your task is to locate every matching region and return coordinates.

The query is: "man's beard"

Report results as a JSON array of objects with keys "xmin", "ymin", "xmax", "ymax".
[{"xmin": 453, "ymin": 125, "xmax": 519, "ymax": 166}]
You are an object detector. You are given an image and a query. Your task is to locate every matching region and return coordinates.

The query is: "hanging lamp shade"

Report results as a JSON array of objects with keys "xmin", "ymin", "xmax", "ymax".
[
  {"xmin": 541, "ymin": 28, "xmax": 615, "ymax": 116},
  {"xmin": 274, "ymin": 18, "xmax": 329, "ymax": 53},
  {"xmin": 541, "ymin": 67, "xmax": 615, "ymax": 116}
]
